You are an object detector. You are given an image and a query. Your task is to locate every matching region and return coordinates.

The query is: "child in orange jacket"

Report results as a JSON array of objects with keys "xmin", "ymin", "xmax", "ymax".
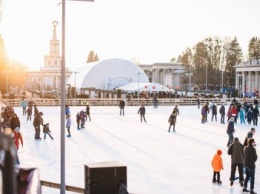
[{"xmin": 211, "ymin": 149, "xmax": 223, "ymax": 184}]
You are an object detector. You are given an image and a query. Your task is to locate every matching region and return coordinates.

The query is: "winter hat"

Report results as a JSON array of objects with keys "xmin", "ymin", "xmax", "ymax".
[
  {"xmin": 14, "ymin": 127, "xmax": 20, "ymax": 132},
  {"xmin": 248, "ymin": 138, "xmax": 255, "ymax": 145},
  {"xmin": 217, "ymin": 150, "xmax": 222, "ymax": 155}
]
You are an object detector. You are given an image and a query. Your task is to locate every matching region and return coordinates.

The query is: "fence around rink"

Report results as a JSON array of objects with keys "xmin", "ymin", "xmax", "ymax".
[{"xmin": 0, "ymin": 97, "xmax": 258, "ymax": 107}]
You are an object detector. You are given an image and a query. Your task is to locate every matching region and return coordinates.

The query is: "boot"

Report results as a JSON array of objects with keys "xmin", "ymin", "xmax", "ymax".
[
  {"xmin": 230, "ymin": 181, "xmax": 233, "ymax": 186},
  {"xmin": 243, "ymin": 188, "xmax": 250, "ymax": 193},
  {"xmin": 250, "ymin": 190, "xmax": 257, "ymax": 194}
]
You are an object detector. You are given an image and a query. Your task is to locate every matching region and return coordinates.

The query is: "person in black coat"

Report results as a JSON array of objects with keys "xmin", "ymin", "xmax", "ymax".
[
  {"xmin": 228, "ymin": 137, "xmax": 244, "ymax": 187},
  {"xmin": 119, "ymin": 99, "xmax": 125, "ymax": 116},
  {"xmin": 226, "ymin": 117, "xmax": 235, "ymax": 147},
  {"xmin": 252, "ymin": 105, "xmax": 259, "ymax": 126},
  {"xmin": 33, "ymin": 112, "xmax": 43, "ymax": 140},
  {"xmin": 10, "ymin": 114, "xmax": 20, "ymax": 131},
  {"xmin": 211, "ymin": 103, "xmax": 217, "ymax": 122},
  {"xmin": 86, "ymin": 104, "xmax": 91, "ymax": 121},
  {"xmin": 34, "ymin": 105, "xmax": 39, "ymax": 117},
  {"xmin": 25, "ymin": 107, "xmax": 32, "ymax": 121},
  {"xmin": 204, "ymin": 103, "xmax": 210, "ymax": 122},
  {"xmin": 253, "ymin": 98, "xmax": 258, "ymax": 106},
  {"xmin": 76, "ymin": 112, "xmax": 81, "ymax": 130},
  {"xmin": 243, "ymin": 138, "xmax": 258, "ymax": 194},
  {"xmin": 138, "ymin": 105, "xmax": 146, "ymax": 122},
  {"xmin": 168, "ymin": 111, "xmax": 177, "ymax": 132},
  {"xmin": 196, "ymin": 97, "xmax": 200, "ymax": 109},
  {"xmin": 219, "ymin": 104, "xmax": 225, "ymax": 124}
]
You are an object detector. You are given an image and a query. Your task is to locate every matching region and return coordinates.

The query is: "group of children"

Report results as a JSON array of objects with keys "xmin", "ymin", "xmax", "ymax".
[{"xmin": 65, "ymin": 104, "xmax": 91, "ymax": 137}]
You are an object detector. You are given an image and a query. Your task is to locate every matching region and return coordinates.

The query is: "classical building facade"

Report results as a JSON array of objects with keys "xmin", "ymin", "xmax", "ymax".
[
  {"xmin": 235, "ymin": 59, "xmax": 260, "ymax": 97},
  {"xmin": 25, "ymin": 21, "xmax": 71, "ymax": 97},
  {"xmin": 139, "ymin": 63, "xmax": 187, "ymax": 90}
]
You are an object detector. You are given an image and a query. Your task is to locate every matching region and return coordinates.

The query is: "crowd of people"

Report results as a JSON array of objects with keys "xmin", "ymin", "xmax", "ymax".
[
  {"xmin": 0, "ymin": 96, "xmax": 259, "ymax": 193},
  {"xmin": 206, "ymin": 97, "xmax": 259, "ymax": 194}
]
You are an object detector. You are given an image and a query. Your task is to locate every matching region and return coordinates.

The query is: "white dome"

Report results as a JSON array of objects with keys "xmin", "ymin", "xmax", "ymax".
[{"xmin": 68, "ymin": 58, "xmax": 149, "ymax": 90}]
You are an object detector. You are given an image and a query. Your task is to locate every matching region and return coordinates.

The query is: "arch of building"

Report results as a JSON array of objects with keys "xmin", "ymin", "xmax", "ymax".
[{"xmin": 68, "ymin": 58, "xmax": 149, "ymax": 92}]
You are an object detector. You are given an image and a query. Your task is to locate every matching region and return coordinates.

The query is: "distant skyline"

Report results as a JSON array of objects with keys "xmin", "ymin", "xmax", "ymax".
[{"xmin": 0, "ymin": 0, "xmax": 260, "ymax": 71}]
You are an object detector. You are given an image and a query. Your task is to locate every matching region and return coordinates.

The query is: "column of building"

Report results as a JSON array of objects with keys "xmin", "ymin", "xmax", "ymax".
[
  {"xmin": 248, "ymin": 71, "xmax": 252, "ymax": 92},
  {"xmin": 242, "ymin": 72, "xmax": 245, "ymax": 97},
  {"xmin": 255, "ymin": 71, "xmax": 259, "ymax": 93}
]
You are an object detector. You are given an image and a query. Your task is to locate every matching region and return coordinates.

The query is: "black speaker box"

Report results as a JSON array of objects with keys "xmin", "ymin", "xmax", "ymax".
[{"xmin": 84, "ymin": 160, "xmax": 127, "ymax": 194}]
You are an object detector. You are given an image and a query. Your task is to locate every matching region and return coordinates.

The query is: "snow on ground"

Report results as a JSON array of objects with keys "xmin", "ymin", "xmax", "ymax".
[{"xmin": 15, "ymin": 105, "xmax": 260, "ymax": 194}]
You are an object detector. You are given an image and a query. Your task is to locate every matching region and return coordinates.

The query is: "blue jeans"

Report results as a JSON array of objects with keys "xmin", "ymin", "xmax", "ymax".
[
  {"xmin": 227, "ymin": 133, "xmax": 234, "ymax": 147},
  {"xmin": 244, "ymin": 167, "xmax": 255, "ymax": 190}
]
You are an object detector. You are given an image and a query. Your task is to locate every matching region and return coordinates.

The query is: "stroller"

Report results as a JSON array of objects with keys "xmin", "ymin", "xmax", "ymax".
[{"xmin": 43, "ymin": 123, "xmax": 53, "ymax": 140}]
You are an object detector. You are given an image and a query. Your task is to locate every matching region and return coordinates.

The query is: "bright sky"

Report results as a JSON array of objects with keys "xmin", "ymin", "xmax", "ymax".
[{"xmin": 0, "ymin": 0, "xmax": 260, "ymax": 71}]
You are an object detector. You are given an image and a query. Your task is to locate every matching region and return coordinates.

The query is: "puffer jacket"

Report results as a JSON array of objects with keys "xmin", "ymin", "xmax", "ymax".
[
  {"xmin": 212, "ymin": 154, "xmax": 223, "ymax": 172},
  {"xmin": 228, "ymin": 141, "xmax": 243, "ymax": 164}
]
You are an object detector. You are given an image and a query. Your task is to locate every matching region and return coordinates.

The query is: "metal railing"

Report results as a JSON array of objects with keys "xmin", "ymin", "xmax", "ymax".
[
  {"xmin": 40, "ymin": 180, "xmax": 84, "ymax": 193},
  {"xmin": 1, "ymin": 97, "xmax": 257, "ymax": 107}
]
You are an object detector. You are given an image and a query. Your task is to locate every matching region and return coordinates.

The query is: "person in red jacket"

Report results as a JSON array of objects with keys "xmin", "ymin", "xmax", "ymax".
[
  {"xmin": 13, "ymin": 127, "xmax": 23, "ymax": 165},
  {"xmin": 212, "ymin": 149, "xmax": 224, "ymax": 184},
  {"xmin": 229, "ymin": 105, "xmax": 238, "ymax": 122}
]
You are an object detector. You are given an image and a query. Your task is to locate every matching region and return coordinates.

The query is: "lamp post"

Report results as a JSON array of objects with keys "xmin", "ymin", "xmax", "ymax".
[
  {"xmin": 60, "ymin": 1, "xmax": 94, "ymax": 193},
  {"xmin": 185, "ymin": 64, "xmax": 193, "ymax": 93},
  {"xmin": 185, "ymin": 72, "xmax": 193, "ymax": 93},
  {"xmin": 205, "ymin": 64, "xmax": 208, "ymax": 91},
  {"xmin": 73, "ymin": 71, "xmax": 79, "ymax": 98},
  {"xmin": 238, "ymin": 74, "xmax": 242, "ymax": 98},
  {"xmin": 3, "ymin": 70, "xmax": 11, "ymax": 95},
  {"xmin": 137, "ymin": 72, "xmax": 140, "ymax": 103}
]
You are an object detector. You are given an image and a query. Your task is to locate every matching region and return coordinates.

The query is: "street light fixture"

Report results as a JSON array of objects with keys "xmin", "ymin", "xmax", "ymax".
[
  {"xmin": 73, "ymin": 71, "xmax": 80, "ymax": 98},
  {"xmin": 60, "ymin": 0, "xmax": 94, "ymax": 193},
  {"xmin": 205, "ymin": 64, "xmax": 208, "ymax": 91},
  {"xmin": 137, "ymin": 72, "xmax": 141, "ymax": 103},
  {"xmin": 185, "ymin": 63, "xmax": 193, "ymax": 94}
]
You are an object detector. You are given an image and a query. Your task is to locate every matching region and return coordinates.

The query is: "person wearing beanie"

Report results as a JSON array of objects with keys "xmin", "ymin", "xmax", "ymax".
[
  {"xmin": 211, "ymin": 149, "xmax": 223, "ymax": 184},
  {"xmin": 243, "ymin": 138, "xmax": 258, "ymax": 194},
  {"xmin": 228, "ymin": 137, "xmax": 244, "ymax": 187}
]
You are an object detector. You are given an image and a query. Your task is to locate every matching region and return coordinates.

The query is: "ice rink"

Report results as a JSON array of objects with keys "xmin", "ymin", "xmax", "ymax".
[{"xmin": 14, "ymin": 104, "xmax": 260, "ymax": 194}]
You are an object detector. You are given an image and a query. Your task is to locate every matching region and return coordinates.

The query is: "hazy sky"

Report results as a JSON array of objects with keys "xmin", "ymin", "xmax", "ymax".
[{"xmin": 1, "ymin": 0, "xmax": 260, "ymax": 70}]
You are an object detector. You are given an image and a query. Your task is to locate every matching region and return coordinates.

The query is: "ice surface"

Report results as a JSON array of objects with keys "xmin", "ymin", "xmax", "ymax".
[{"xmin": 14, "ymin": 105, "xmax": 260, "ymax": 194}]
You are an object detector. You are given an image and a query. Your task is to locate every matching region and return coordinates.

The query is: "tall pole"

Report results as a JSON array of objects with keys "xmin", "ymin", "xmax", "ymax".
[
  {"xmin": 189, "ymin": 64, "xmax": 192, "ymax": 92},
  {"xmin": 74, "ymin": 71, "xmax": 79, "ymax": 98},
  {"xmin": 138, "ymin": 73, "xmax": 140, "ymax": 104},
  {"xmin": 60, "ymin": 2, "xmax": 94, "ymax": 193},
  {"xmin": 221, "ymin": 68, "xmax": 223, "ymax": 92},
  {"xmin": 206, "ymin": 64, "xmax": 208, "ymax": 91},
  {"xmin": 61, "ymin": 0, "xmax": 66, "ymax": 193}
]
